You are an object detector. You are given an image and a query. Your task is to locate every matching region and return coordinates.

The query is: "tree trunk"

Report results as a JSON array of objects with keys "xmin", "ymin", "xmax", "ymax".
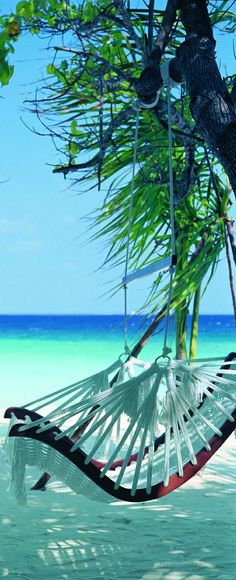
[
  {"xmin": 177, "ymin": 0, "xmax": 236, "ymax": 195},
  {"xmin": 137, "ymin": 0, "xmax": 236, "ymax": 195},
  {"xmin": 225, "ymin": 225, "xmax": 236, "ymax": 327},
  {"xmin": 176, "ymin": 302, "xmax": 188, "ymax": 359},
  {"xmin": 189, "ymin": 285, "xmax": 201, "ymax": 359}
]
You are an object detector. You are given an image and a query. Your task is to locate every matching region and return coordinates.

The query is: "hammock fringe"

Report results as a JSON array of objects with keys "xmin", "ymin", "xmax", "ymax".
[{"xmin": 4, "ymin": 353, "xmax": 236, "ymax": 503}]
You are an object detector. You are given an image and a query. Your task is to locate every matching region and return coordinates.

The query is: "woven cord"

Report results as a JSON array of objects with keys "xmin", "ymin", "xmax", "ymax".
[
  {"xmin": 123, "ymin": 106, "xmax": 141, "ymax": 354},
  {"xmin": 162, "ymin": 76, "xmax": 176, "ymax": 357}
]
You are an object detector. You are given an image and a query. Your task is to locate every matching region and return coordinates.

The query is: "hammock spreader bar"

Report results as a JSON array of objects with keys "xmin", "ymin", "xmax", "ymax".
[{"xmin": 122, "ymin": 255, "xmax": 173, "ymax": 285}]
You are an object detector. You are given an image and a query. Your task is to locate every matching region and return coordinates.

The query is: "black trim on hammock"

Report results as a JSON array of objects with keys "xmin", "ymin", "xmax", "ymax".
[
  {"xmin": 4, "ymin": 405, "xmax": 167, "ymax": 469},
  {"xmin": 4, "ymin": 407, "xmax": 236, "ymax": 502},
  {"xmin": 4, "ymin": 352, "xmax": 236, "ymax": 502},
  {"xmin": 183, "ymin": 351, "xmax": 236, "ymax": 420},
  {"xmin": 30, "ymin": 350, "xmax": 236, "ymax": 489}
]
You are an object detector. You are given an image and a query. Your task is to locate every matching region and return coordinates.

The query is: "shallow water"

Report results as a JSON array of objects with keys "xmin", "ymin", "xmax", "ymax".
[
  {"xmin": 0, "ymin": 317, "xmax": 235, "ymax": 579},
  {"xmin": 0, "ymin": 314, "xmax": 235, "ymax": 414}
]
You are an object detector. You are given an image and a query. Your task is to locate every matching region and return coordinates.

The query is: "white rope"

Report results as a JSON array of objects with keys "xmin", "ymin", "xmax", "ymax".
[
  {"xmin": 123, "ymin": 63, "xmax": 177, "ymax": 358},
  {"xmin": 123, "ymin": 90, "xmax": 161, "ymax": 353},
  {"xmin": 123, "ymin": 104, "xmax": 141, "ymax": 354},
  {"xmin": 162, "ymin": 73, "xmax": 176, "ymax": 358}
]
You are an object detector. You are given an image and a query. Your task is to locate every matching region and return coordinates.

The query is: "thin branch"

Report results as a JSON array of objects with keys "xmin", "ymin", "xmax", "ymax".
[
  {"xmin": 225, "ymin": 224, "xmax": 236, "ymax": 327},
  {"xmin": 51, "ymin": 46, "xmax": 134, "ymax": 83},
  {"xmin": 225, "ymin": 218, "xmax": 236, "ymax": 265},
  {"xmin": 53, "ymin": 106, "xmax": 133, "ymax": 175},
  {"xmin": 152, "ymin": 0, "xmax": 181, "ymax": 62},
  {"xmin": 148, "ymin": 0, "xmax": 155, "ymax": 53},
  {"xmin": 130, "ymin": 236, "xmax": 206, "ymax": 359},
  {"xmin": 98, "ymin": 73, "xmax": 104, "ymax": 189},
  {"xmin": 114, "ymin": 0, "xmax": 145, "ymax": 55}
]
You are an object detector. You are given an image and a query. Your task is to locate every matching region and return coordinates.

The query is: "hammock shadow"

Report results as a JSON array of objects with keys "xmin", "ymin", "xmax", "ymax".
[{"xmin": 1, "ymin": 438, "xmax": 235, "ymax": 579}]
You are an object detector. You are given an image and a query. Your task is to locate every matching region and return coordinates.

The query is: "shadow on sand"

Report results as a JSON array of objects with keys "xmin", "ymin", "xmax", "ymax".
[{"xmin": 0, "ymin": 440, "xmax": 235, "ymax": 579}]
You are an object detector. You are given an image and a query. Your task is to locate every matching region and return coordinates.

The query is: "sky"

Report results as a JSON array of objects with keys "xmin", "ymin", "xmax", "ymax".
[{"xmin": 0, "ymin": 1, "xmax": 235, "ymax": 315}]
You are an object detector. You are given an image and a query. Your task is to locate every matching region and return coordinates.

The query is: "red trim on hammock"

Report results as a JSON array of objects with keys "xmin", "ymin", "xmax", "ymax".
[
  {"xmin": 4, "ymin": 352, "xmax": 236, "ymax": 502},
  {"xmin": 4, "ymin": 406, "xmax": 236, "ymax": 502}
]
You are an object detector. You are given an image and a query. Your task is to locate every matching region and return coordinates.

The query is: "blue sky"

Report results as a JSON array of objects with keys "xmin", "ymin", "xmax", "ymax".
[{"xmin": 0, "ymin": 2, "xmax": 235, "ymax": 314}]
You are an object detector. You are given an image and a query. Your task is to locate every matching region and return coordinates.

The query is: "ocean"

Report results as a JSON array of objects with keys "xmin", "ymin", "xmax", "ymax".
[{"xmin": 0, "ymin": 314, "xmax": 235, "ymax": 417}]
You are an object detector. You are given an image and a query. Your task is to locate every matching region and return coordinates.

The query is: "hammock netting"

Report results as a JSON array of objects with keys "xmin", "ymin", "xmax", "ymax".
[{"xmin": 4, "ymin": 353, "xmax": 236, "ymax": 504}]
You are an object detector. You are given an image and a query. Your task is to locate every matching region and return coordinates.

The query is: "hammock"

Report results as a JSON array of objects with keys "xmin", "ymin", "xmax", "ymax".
[
  {"xmin": 4, "ymin": 353, "xmax": 236, "ymax": 503},
  {"xmin": 3, "ymin": 62, "xmax": 236, "ymax": 504}
]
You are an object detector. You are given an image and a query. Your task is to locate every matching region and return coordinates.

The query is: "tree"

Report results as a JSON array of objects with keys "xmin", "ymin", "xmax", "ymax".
[{"xmin": 0, "ymin": 0, "xmax": 235, "ymax": 358}]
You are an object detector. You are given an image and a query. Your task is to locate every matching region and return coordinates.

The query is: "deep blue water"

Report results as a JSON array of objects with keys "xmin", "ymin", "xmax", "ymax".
[{"xmin": 0, "ymin": 314, "xmax": 235, "ymax": 341}]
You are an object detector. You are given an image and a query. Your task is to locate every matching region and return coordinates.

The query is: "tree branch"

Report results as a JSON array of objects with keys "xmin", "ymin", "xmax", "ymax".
[
  {"xmin": 148, "ymin": 0, "xmax": 155, "ymax": 52},
  {"xmin": 152, "ymin": 0, "xmax": 181, "ymax": 62},
  {"xmin": 51, "ymin": 46, "xmax": 134, "ymax": 83},
  {"xmin": 114, "ymin": 0, "xmax": 145, "ymax": 54},
  {"xmin": 130, "ymin": 236, "xmax": 206, "ymax": 359},
  {"xmin": 225, "ymin": 218, "xmax": 236, "ymax": 265},
  {"xmin": 177, "ymin": 0, "xmax": 236, "ymax": 194},
  {"xmin": 53, "ymin": 106, "xmax": 133, "ymax": 175},
  {"xmin": 136, "ymin": 0, "xmax": 236, "ymax": 194},
  {"xmin": 225, "ymin": 224, "xmax": 236, "ymax": 327},
  {"xmin": 135, "ymin": 0, "xmax": 182, "ymax": 103}
]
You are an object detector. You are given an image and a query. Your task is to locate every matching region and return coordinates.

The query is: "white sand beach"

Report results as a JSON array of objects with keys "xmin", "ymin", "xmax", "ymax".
[{"xmin": 0, "ymin": 433, "xmax": 235, "ymax": 579}]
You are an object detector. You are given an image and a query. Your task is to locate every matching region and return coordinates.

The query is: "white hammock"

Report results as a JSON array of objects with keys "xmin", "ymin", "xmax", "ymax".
[{"xmin": 5, "ymin": 354, "xmax": 236, "ymax": 503}]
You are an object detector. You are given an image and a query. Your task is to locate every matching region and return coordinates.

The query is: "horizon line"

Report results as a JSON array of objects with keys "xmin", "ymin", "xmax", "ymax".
[{"xmin": 0, "ymin": 313, "xmax": 234, "ymax": 317}]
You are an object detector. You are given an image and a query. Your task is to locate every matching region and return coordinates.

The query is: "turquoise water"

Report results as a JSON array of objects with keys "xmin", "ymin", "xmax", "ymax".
[{"xmin": 0, "ymin": 314, "xmax": 235, "ymax": 413}]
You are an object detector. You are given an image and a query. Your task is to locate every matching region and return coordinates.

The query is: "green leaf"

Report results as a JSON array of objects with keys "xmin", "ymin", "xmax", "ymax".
[
  {"xmin": 47, "ymin": 62, "xmax": 55, "ymax": 75},
  {"xmin": 16, "ymin": 1, "xmax": 33, "ymax": 19},
  {"xmin": 0, "ymin": 60, "xmax": 14, "ymax": 85}
]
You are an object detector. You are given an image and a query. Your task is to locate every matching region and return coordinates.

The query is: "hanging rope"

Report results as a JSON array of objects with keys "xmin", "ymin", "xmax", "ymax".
[
  {"xmin": 162, "ymin": 72, "xmax": 177, "ymax": 358},
  {"xmin": 123, "ymin": 92, "xmax": 161, "ymax": 353},
  {"xmin": 123, "ymin": 61, "xmax": 177, "ymax": 358},
  {"xmin": 123, "ymin": 102, "xmax": 141, "ymax": 354}
]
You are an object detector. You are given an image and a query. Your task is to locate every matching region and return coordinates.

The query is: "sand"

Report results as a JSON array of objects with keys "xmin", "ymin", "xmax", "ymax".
[{"xmin": 0, "ymin": 434, "xmax": 235, "ymax": 579}]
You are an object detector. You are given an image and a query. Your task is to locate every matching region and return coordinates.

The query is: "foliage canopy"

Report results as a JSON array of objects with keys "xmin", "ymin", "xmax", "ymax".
[{"xmin": 0, "ymin": 0, "xmax": 236, "ymax": 356}]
